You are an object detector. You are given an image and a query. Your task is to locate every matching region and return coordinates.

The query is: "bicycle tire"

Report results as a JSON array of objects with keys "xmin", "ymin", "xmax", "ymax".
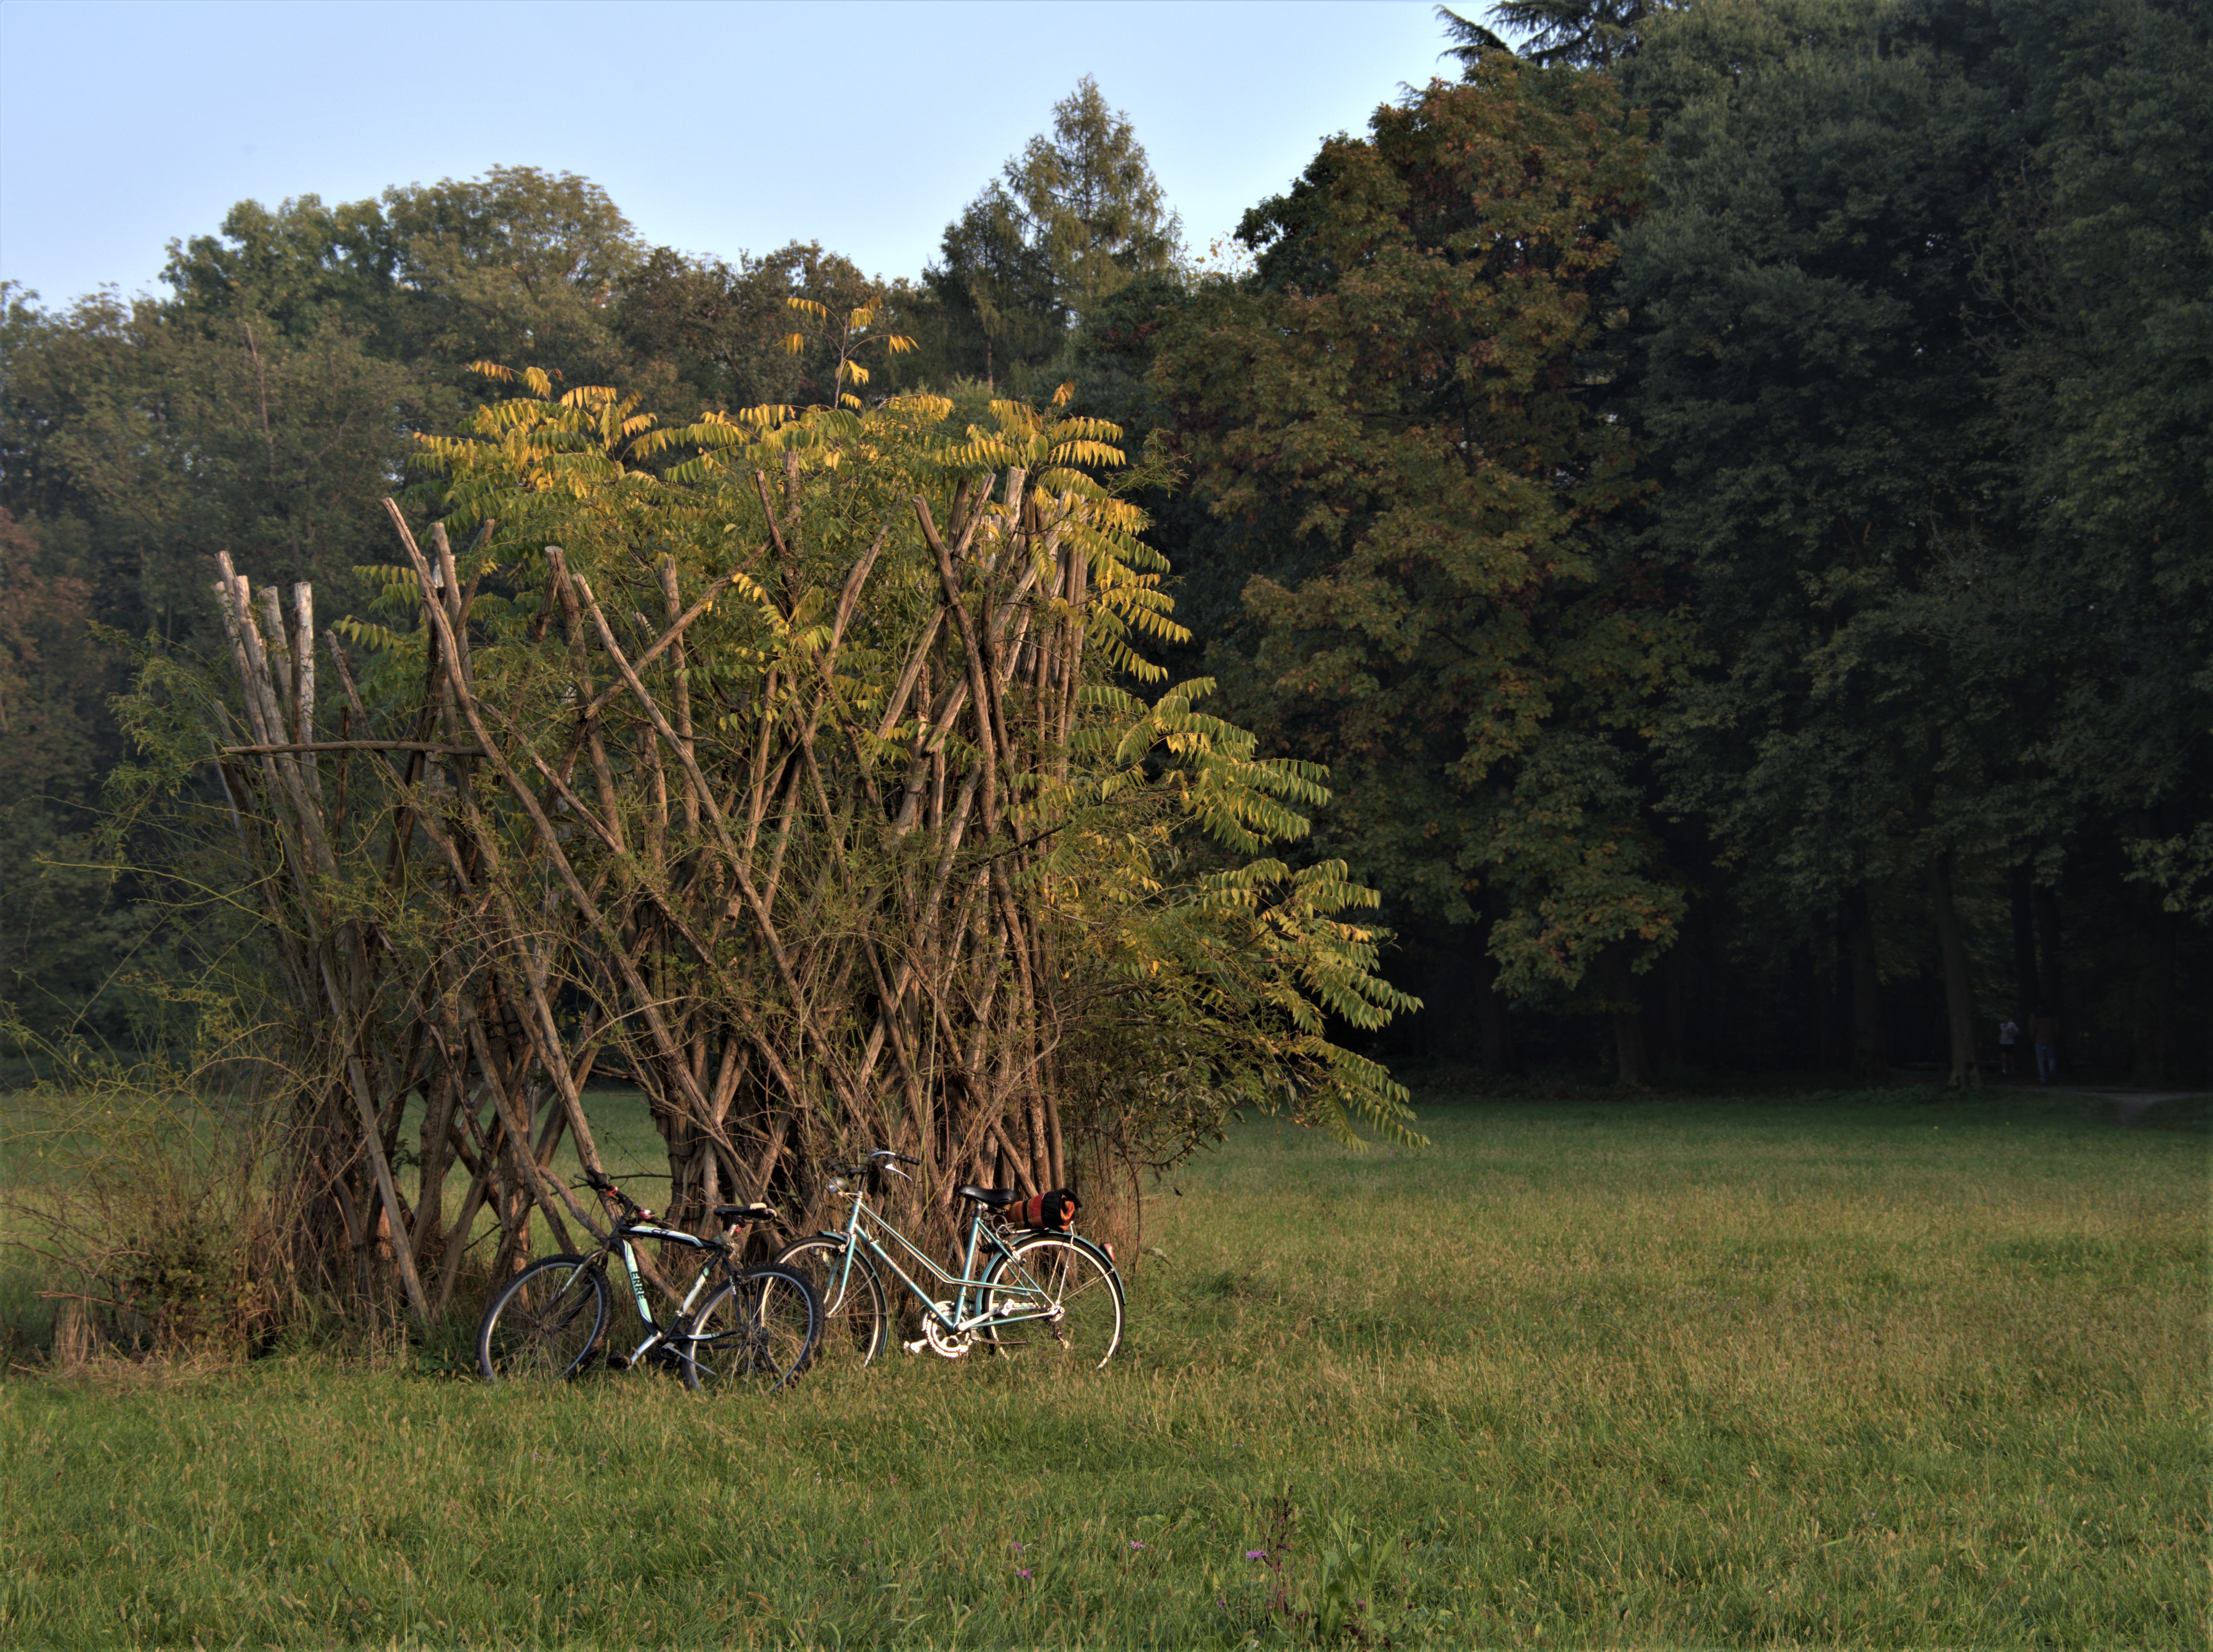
[
  {"xmin": 477, "ymin": 1255, "xmax": 610, "ymax": 1385},
  {"xmin": 773, "ymin": 1235, "xmax": 889, "ymax": 1371},
  {"xmin": 689, "ymin": 1262, "xmax": 821, "ymax": 1394},
  {"xmin": 979, "ymin": 1234, "xmax": 1124, "ymax": 1367}
]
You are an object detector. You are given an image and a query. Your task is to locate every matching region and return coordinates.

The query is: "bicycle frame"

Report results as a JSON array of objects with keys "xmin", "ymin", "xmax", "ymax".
[
  {"xmin": 812, "ymin": 1183, "xmax": 1056, "ymax": 1338},
  {"xmin": 598, "ymin": 1218, "xmax": 729, "ymax": 1368}
]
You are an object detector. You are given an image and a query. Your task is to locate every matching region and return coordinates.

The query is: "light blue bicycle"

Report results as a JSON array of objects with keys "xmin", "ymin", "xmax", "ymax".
[{"xmin": 774, "ymin": 1149, "xmax": 1123, "ymax": 1370}]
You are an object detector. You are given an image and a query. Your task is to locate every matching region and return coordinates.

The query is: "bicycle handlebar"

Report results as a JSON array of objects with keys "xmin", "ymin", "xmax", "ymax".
[
  {"xmin": 828, "ymin": 1148, "xmax": 918, "ymax": 1178},
  {"xmin": 577, "ymin": 1168, "xmax": 646, "ymax": 1219}
]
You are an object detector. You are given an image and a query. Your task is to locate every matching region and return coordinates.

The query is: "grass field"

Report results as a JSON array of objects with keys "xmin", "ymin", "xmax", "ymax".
[{"xmin": 0, "ymin": 1082, "xmax": 2205, "ymax": 1647}]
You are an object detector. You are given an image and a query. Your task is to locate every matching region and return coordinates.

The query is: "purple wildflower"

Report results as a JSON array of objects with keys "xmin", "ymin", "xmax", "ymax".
[
  {"xmin": 1245, "ymin": 1549, "xmax": 1267, "ymax": 1561},
  {"xmin": 1015, "ymin": 1568, "xmax": 1033, "ymax": 1579}
]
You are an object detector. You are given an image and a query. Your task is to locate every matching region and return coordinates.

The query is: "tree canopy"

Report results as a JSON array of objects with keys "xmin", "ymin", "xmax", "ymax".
[{"xmin": 919, "ymin": 76, "xmax": 1182, "ymax": 397}]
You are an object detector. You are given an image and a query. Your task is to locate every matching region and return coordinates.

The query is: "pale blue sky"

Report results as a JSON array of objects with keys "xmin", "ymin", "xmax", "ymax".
[{"xmin": 0, "ymin": 0, "xmax": 1468, "ymax": 310}]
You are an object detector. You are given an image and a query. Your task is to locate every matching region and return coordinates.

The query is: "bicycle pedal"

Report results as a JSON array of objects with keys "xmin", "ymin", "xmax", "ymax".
[
  {"xmin": 901, "ymin": 1338, "xmax": 929, "ymax": 1356},
  {"xmin": 602, "ymin": 1353, "xmax": 631, "ymax": 1372}
]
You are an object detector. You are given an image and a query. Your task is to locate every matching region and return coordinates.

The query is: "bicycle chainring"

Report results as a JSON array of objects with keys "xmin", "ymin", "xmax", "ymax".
[{"xmin": 922, "ymin": 1301, "xmax": 973, "ymax": 1359}]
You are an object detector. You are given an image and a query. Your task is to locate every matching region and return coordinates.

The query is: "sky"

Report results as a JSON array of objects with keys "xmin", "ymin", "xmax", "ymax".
[{"xmin": 0, "ymin": 0, "xmax": 1465, "ymax": 310}]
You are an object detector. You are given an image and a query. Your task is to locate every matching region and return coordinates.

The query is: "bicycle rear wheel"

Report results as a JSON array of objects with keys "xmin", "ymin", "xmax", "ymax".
[
  {"xmin": 979, "ymin": 1236, "xmax": 1123, "ymax": 1368},
  {"xmin": 689, "ymin": 1263, "xmax": 821, "ymax": 1394},
  {"xmin": 477, "ymin": 1255, "xmax": 610, "ymax": 1384},
  {"xmin": 773, "ymin": 1236, "xmax": 888, "ymax": 1372}
]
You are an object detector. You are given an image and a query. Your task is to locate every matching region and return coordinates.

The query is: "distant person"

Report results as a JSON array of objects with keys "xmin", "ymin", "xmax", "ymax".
[
  {"xmin": 1997, "ymin": 1015, "xmax": 2020, "ymax": 1076},
  {"xmin": 2031, "ymin": 1007, "xmax": 2060, "ymax": 1084}
]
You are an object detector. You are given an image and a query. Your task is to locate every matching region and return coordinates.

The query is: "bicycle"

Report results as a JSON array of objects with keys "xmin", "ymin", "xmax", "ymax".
[
  {"xmin": 774, "ymin": 1149, "xmax": 1123, "ymax": 1371},
  {"xmin": 476, "ymin": 1168, "xmax": 821, "ymax": 1392}
]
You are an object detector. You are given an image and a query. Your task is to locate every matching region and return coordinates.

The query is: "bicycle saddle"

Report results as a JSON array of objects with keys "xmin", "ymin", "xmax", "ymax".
[
  {"xmin": 715, "ymin": 1202, "xmax": 776, "ymax": 1223},
  {"xmin": 955, "ymin": 1186, "xmax": 1025, "ymax": 1208}
]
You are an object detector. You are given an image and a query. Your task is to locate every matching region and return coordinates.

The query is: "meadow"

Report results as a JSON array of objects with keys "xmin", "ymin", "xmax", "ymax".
[{"xmin": 0, "ymin": 1081, "xmax": 2205, "ymax": 1648}]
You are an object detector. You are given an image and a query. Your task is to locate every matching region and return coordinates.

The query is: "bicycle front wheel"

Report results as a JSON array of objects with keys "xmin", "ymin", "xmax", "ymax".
[
  {"xmin": 773, "ymin": 1236, "xmax": 888, "ymax": 1372},
  {"xmin": 690, "ymin": 1263, "xmax": 821, "ymax": 1394},
  {"xmin": 477, "ymin": 1255, "xmax": 610, "ymax": 1385},
  {"xmin": 980, "ymin": 1236, "xmax": 1124, "ymax": 1368}
]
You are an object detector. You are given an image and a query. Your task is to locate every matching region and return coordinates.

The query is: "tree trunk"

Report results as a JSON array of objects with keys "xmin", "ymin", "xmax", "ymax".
[
  {"xmin": 1846, "ymin": 883, "xmax": 1887, "ymax": 1084},
  {"xmin": 1659, "ymin": 938, "xmax": 1688, "ymax": 1072},
  {"xmin": 1927, "ymin": 849, "xmax": 1981, "ymax": 1089},
  {"xmin": 1600, "ymin": 946, "xmax": 1651, "ymax": 1088},
  {"xmin": 1612, "ymin": 1009, "xmax": 1650, "ymax": 1088},
  {"xmin": 2031, "ymin": 880, "xmax": 2066, "ymax": 1071},
  {"xmin": 1824, "ymin": 909, "xmax": 1849, "ymax": 1072},
  {"xmin": 2009, "ymin": 862, "xmax": 2040, "ymax": 1019},
  {"xmin": 2137, "ymin": 897, "xmax": 2178, "ymax": 1084}
]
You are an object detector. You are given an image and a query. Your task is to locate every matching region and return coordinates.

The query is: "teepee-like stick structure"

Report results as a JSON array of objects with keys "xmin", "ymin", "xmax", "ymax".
[
  {"xmin": 190, "ymin": 385, "xmax": 1415, "ymax": 1328},
  {"xmin": 206, "ymin": 463, "xmax": 1114, "ymax": 1321}
]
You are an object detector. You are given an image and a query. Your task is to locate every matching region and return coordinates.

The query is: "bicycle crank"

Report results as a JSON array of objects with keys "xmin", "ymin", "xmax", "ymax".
[{"xmin": 910, "ymin": 1301, "xmax": 973, "ymax": 1359}]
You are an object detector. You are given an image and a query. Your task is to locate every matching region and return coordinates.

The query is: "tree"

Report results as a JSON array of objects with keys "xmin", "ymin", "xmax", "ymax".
[
  {"xmin": 163, "ymin": 166, "xmax": 643, "ymax": 411},
  {"xmin": 1, "ymin": 284, "xmax": 429, "ymax": 1038},
  {"xmin": 1623, "ymin": 0, "xmax": 2069, "ymax": 1089},
  {"xmin": 921, "ymin": 77, "xmax": 1181, "ymax": 395},
  {"xmin": 1442, "ymin": 0, "xmax": 1658, "ymax": 68},
  {"xmin": 5, "ymin": 173, "xmax": 910, "ymax": 1042},
  {"xmin": 1151, "ymin": 60, "xmax": 1689, "ymax": 1084},
  {"xmin": 1977, "ymin": 0, "xmax": 2212, "ymax": 930},
  {"xmin": 0, "ymin": 508, "xmax": 131, "ymax": 1041},
  {"xmin": 3, "ymin": 290, "xmax": 423, "ymax": 641},
  {"xmin": 1611, "ymin": 0, "xmax": 2213, "ymax": 1097}
]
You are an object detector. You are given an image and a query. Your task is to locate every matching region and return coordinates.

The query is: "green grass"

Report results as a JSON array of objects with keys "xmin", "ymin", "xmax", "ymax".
[{"xmin": 0, "ymin": 1085, "xmax": 2205, "ymax": 1647}]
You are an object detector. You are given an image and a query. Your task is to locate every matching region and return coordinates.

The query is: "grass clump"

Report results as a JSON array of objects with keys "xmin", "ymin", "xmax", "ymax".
[{"xmin": 0, "ymin": 1084, "xmax": 2204, "ymax": 1646}]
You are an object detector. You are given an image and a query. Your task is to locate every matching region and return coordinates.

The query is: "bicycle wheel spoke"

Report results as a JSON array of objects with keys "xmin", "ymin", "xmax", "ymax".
[
  {"xmin": 980, "ymin": 1237, "xmax": 1123, "ymax": 1368},
  {"xmin": 688, "ymin": 1264, "xmax": 821, "ymax": 1394},
  {"xmin": 772, "ymin": 1238, "xmax": 887, "ymax": 1373},
  {"xmin": 477, "ymin": 1256, "xmax": 609, "ymax": 1385}
]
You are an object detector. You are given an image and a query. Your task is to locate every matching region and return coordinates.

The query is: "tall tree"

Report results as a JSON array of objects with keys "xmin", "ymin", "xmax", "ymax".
[
  {"xmin": 1, "ymin": 285, "xmax": 425, "ymax": 1038},
  {"xmin": 1977, "ymin": 0, "xmax": 2212, "ymax": 931},
  {"xmin": 3, "ymin": 290, "xmax": 422, "ymax": 639},
  {"xmin": 0, "ymin": 507, "xmax": 132, "ymax": 1040},
  {"xmin": 1624, "ymin": 0, "xmax": 2058, "ymax": 1088},
  {"xmin": 922, "ymin": 77, "xmax": 1180, "ymax": 395},
  {"xmin": 1443, "ymin": 0, "xmax": 1655, "ymax": 67},
  {"xmin": 1152, "ymin": 59, "xmax": 1688, "ymax": 1084},
  {"xmin": 162, "ymin": 165, "xmax": 643, "ymax": 409}
]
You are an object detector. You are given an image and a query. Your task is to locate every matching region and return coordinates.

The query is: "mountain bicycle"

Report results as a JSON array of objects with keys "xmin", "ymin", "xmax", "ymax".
[
  {"xmin": 774, "ymin": 1149, "xmax": 1123, "ymax": 1371},
  {"xmin": 476, "ymin": 1169, "xmax": 821, "ymax": 1392}
]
